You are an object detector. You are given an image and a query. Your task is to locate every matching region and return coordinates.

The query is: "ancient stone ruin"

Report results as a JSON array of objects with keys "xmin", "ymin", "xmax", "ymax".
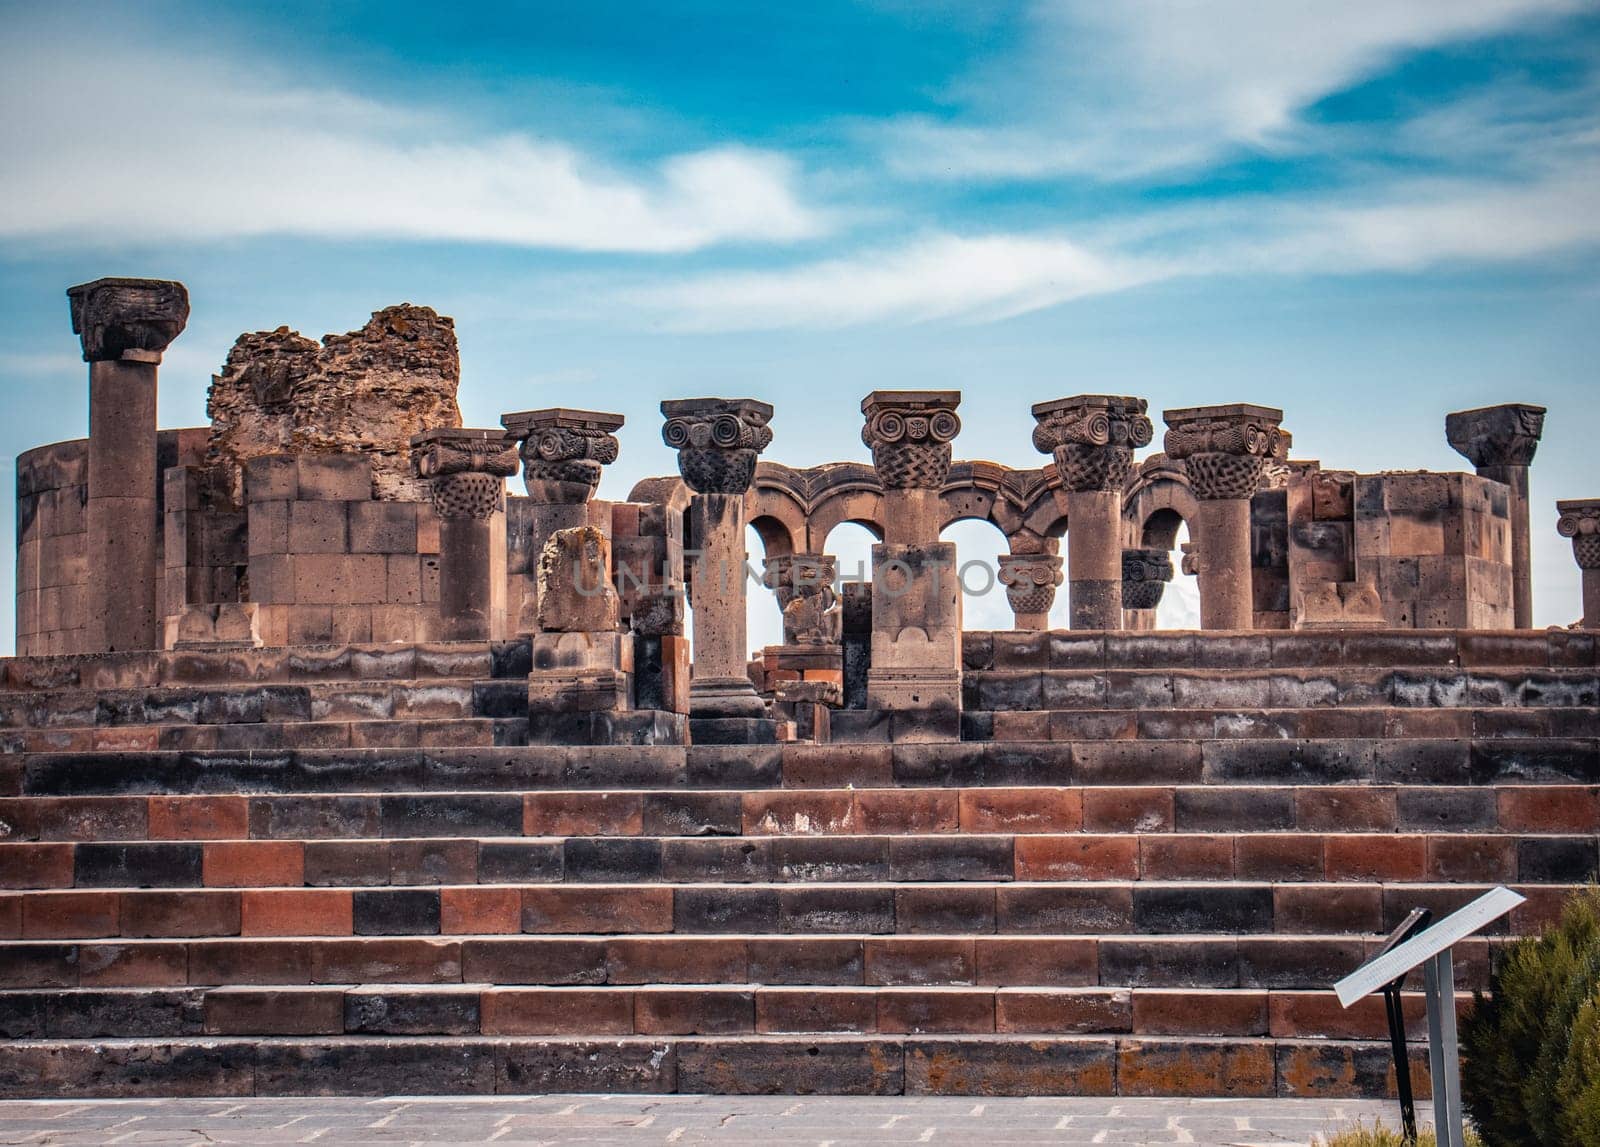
[{"xmin": 2, "ymin": 277, "xmax": 1596, "ymax": 1099}]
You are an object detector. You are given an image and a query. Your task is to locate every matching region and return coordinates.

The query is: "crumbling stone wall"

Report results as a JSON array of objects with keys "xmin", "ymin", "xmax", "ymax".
[{"xmin": 207, "ymin": 306, "xmax": 462, "ymax": 503}]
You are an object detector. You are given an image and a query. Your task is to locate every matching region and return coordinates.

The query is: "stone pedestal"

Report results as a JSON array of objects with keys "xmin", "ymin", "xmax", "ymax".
[
  {"xmin": 1032, "ymin": 395, "xmax": 1153, "ymax": 629},
  {"xmin": 1120, "ymin": 547, "xmax": 1173, "ymax": 630},
  {"xmin": 411, "ymin": 428, "xmax": 518, "ymax": 641},
  {"xmin": 1557, "ymin": 500, "xmax": 1600, "ymax": 629},
  {"xmin": 69, "ymin": 277, "xmax": 189, "ymax": 653},
  {"xmin": 998, "ymin": 553, "xmax": 1063, "ymax": 631},
  {"xmin": 502, "ymin": 408, "xmax": 624, "ymax": 633},
  {"xmin": 1163, "ymin": 404, "xmax": 1283, "ymax": 630},
  {"xmin": 860, "ymin": 391, "xmax": 963, "ymax": 735},
  {"xmin": 662, "ymin": 398, "xmax": 775, "ymax": 740},
  {"xmin": 1448, "ymin": 404, "xmax": 1545, "ymax": 629}
]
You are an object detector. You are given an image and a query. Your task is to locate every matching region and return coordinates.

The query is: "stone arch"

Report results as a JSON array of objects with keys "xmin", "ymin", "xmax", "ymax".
[{"xmin": 1121, "ymin": 453, "xmax": 1198, "ymax": 548}]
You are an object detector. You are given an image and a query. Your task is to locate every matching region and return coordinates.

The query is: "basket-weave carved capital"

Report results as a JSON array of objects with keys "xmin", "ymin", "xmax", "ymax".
[
  {"xmin": 411, "ymin": 428, "xmax": 519, "ymax": 521},
  {"xmin": 1030, "ymin": 394, "xmax": 1153, "ymax": 492},
  {"xmin": 502, "ymin": 408, "xmax": 624, "ymax": 504},
  {"xmin": 661, "ymin": 398, "xmax": 774, "ymax": 494},
  {"xmin": 860, "ymin": 390, "xmax": 961, "ymax": 490},
  {"xmin": 998, "ymin": 553, "xmax": 1064, "ymax": 616},
  {"xmin": 1162, "ymin": 403, "xmax": 1284, "ymax": 501},
  {"xmin": 1558, "ymin": 500, "xmax": 1600, "ymax": 570},
  {"xmin": 1122, "ymin": 547, "xmax": 1174, "ymax": 610}
]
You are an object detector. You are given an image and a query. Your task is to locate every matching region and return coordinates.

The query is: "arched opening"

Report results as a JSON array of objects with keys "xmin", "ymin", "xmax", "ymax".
[
  {"xmin": 939, "ymin": 518, "xmax": 1011, "ymax": 631},
  {"xmin": 822, "ymin": 520, "xmax": 881, "ymax": 591},
  {"xmin": 1140, "ymin": 509, "xmax": 1200, "ymax": 630},
  {"xmin": 744, "ymin": 521, "xmax": 783, "ymax": 656}
]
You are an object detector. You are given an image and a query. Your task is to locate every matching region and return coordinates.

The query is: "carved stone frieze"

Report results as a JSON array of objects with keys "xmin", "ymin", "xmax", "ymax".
[
  {"xmin": 661, "ymin": 398, "xmax": 774, "ymax": 494},
  {"xmin": 1162, "ymin": 403, "xmax": 1285, "ymax": 501},
  {"xmin": 411, "ymin": 428, "xmax": 519, "ymax": 521},
  {"xmin": 860, "ymin": 391, "xmax": 962, "ymax": 490},
  {"xmin": 1122, "ymin": 547, "xmax": 1174, "ymax": 610},
  {"xmin": 67, "ymin": 278, "xmax": 190, "ymax": 364},
  {"xmin": 1030, "ymin": 395, "xmax": 1154, "ymax": 492},
  {"xmin": 764, "ymin": 552, "xmax": 841, "ymax": 644},
  {"xmin": 502, "ymin": 408, "xmax": 624, "ymax": 504}
]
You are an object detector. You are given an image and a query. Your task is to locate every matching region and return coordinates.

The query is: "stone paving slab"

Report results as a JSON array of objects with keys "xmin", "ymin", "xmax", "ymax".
[{"xmin": 0, "ymin": 1095, "xmax": 1420, "ymax": 1145}]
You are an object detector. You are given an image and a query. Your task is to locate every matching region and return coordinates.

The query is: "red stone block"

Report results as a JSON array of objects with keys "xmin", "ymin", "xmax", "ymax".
[
  {"xmin": 93, "ymin": 727, "xmax": 161, "ymax": 751},
  {"xmin": 605, "ymin": 937, "xmax": 747, "ymax": 984},
  {"xmin": 878, "ymin": 988, "xmax": 994, "ymax": 1034},
  {"xmin": 1235, "ymin": 835, "xmax": 1324, "ymax": 882},
  {"xmin": 1498, "ymin": 786, "xmax": 1600, "ymax": 833},
  {"xmin": 958, "ymin": 788, "xmax": 1082, "ymax": 833},
  {"xmin": 310, "ymin": 938, "xmax": 462, "ymax": 983},
  {"xmin": 1081, "ymin": 787, "xmax": 1174, "ymax": 832},
  {"xmin": 756, "ymin": 988, "xmax": 877, "ymax": 1033},
  {"xmin": 22, "ymin": 891, "xmax": 120, "ymax": 938},
  {"xmin": 441, "ymin": 887, "xmax": 521, "ymax": 934},
  {"xmin": 204, "ymin": 841, "xmax": 305, "ymax": 888},
  {"xmin": 1116, "ymin": 1039, "xmax": 1276, "ymax": 1097},
  {"xmin": 852, "ymin": 789, "xmax": 957, "ymax": 834},
  {"xmin": 995, "ymin": 988, "xmax": 1131, "ymax": 1033},
  {"xmin": 240, "ymin": 889, "xmax": 352, "ymax": 936},
  {"xmin": 1014, "ymin": 835, "xmax": 1138, "ymax": 880},
  {"xmin": 780, "ymin": 744, "xmax": 892, "ymax": 788},
  {"xmin": 0, "ymin": 843, "xmax": 74, "ymax": 889},
  {"xmin": 147, "ymin": 797, "xmax": 249, "ymax": 841},
  {"xmin": 521, "ymin": 887, "xmax": 672, "ymax": 934},
  {"xmin": 29, "ymin": 798, "xmax": 146, "ymax": 842},
  {"xmin": 523, "ymin": 792, "xmax": 644, "ymax": 837},
  {"xmin": 1427, "ymin": 835, "xmax": 1516, "ymax": 882},
  {"xmin": 1132, "ymin": 989, "xmax": 1268, "ymax": 1036},
  {"xmin": 189, "ymin": 939, "xmax": 316, "ymax": 985},
  {"xmin": 77, "ymin": 942, "xmax": 188, "ymax": 986},
  {"xmin": 635, "ymin": 987, "xmax": 755, "ymax": 1035},
  {"xmin": 742, "ymin": 791, "xmax": 856, "ymax": 835},
  {"xmin": 1295, "ymin": 788, "xmax": 1396, "ymax": 832},
  {"xmin": 481, "ymin": 987, "xmax": 633, "ymax": 1035},
  {"xmin": 1269, "ymin": 990, "xmax": 1428, "ymax": 1040},
  {"xmin": 1140, "ymin": 836, "xmax": 1234, "ymax": 880},
  {"xmin": 1325, "ymin": 834, "xmax": 1426, "ymax": 881},
  {"xmin": 120, "ymin": 890, "xmax": 241, "ymax": 938},
  {"xmin": 865, "ymin": 938, "xmax": 975, "ymax": 986},
  {"xmin": 974, "ymin": 938, "xmax": 1098, "ymax": 987}
]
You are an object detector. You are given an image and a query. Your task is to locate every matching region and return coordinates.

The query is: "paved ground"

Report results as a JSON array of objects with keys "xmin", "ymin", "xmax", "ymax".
[{"xmin": 0, "ymin": 1095, "xmax": 1419, "ymax": 1145}]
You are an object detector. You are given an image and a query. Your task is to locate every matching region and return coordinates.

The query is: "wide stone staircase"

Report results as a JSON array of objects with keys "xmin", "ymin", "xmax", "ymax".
[{"xmin": 0, "ymin": 630, "xmax": 1595, "ymax": 1097}]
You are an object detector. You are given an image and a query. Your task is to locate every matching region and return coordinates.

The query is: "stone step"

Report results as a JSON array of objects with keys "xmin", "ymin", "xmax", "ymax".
[
  {"xmin": 961, "ymin": 630, "xmax": 1598, "ymax": 673},
  {"xmin": 960, "ymin": 668, "xmax": 1598, "ymax": 713},
  {"xmin": 963, "ymin": 706, "xmax": 1600, "ymax": 742},
  {"xmin": 0, "ymin": 932, "xmax": 1507, "ymax": 991},
  {"xmin": 10, "ymin": 719, "xmax": 520, "ymax": 754},
  {"xmin": 1, "ymin": 881, "xmax": 1571, "ymax": 940},
  {"xmin": 9, "ymin": 739, "xmax": 1598, "ymax": 796},
  {"xmin": 0, "ymin": 1032, "xmax": 1427, "ymax": 1098},
  {"xmin": 5, "ymin": 785, "xmax": 1596, "ymax": 843},
  {"xmin": 0, "ymin": 984, "xmax": 1468, "ymax": 1042},
  {"xmin": 5, "ymin": 828, "xmax": 1594, "ymax": 893}
]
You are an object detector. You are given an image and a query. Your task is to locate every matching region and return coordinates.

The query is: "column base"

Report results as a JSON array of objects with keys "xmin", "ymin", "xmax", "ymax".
[
  {"xmin": 690, "ymin": 715, "xmax": 778, "ymax": 745},
  {"xmin": 689, "ymin": 675, "xmax": 770, "ymax": 719},
  {"xmin": 865, "ymin": 669, "xmax": 961, "ymax": 742}
]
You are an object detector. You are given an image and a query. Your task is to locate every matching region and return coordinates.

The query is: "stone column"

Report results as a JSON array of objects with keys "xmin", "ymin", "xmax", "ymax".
[
  {"xmin": 1447, "ymin": 404, "xmax": 1545, "ymax": 629},
  {"xmin": 1163, "ymin": 404, "xmax": 1284, "ymax": 630},
  {"xmin": 1557, "ymin": 500, "xmax": 1600, "ymax": 629},
  {"xmin": 861, "ymin": 391, "xmax": 963, "ymax": 733},
  {"xmin": 1121, "ymin": 547, "xmax": 1174, "ymax": 629},
  {"xmin": 1032, "ymin": 395, "xmax": 1154, "ymax": 629},
  {"xmin": 661, "ymin": 398, "xmax": 774, "ymax": 726},
  {"xmin": 998, "ymin": 552, "xmax": 1064, "ymax": 631},
  {"xmin": 67, "ymin": 278, "xmax": 189, "ymax": 653},
  {"xmin": 411, "ymin": 428, "xmax": 519, "ymax": 641},
  {"xmin": 501, "ymin": 408, "xmax": 624, "ymax": 631}
]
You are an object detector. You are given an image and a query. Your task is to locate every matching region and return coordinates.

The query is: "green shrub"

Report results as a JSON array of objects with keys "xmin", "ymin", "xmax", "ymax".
[{"xmin": 1460, "ymin": 886, "xmax": 1600, "ymax": 1146}]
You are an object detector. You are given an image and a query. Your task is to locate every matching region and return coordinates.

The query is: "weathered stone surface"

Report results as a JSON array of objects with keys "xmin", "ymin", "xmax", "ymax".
[
  {"xmin": 208, "ymin": 306, "xmax": 462, "ymax": 502},
  {"xmin": 537, "ymin": 527, "xmax": 619, "ymax": 633}
]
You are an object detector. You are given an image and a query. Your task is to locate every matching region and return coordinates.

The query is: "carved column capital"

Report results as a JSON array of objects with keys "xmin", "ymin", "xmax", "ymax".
[
  {"xmin": 67, "ymin": 277, "xmax": 190, "ymax": 364},
  {"xmin": 1558, "ymin": 499, "xmax": 1600, "ymax": 570},
  {"xmin": 661, "ymin": 398, "xmax": 774, "ymax": 494},
  {"xmin": 1030, "ymin": 395, "xmax": 1153, "ymax": 492},
  {"xmin": 501, "ymin": 408, "xmax": 624, "ymax": 504},
  {"xmin": 1122, "ymin": 547, "xmax": 1174, "ymax": 610},
  {"xmin": 411, "ymin": 428, "xmax": 519, "ymax": 521},
  {"xmin": 860, "ymin": 390, "xmax": 961, "ymax": 489},
  {"xmin": 998, "ymin": 553, "xmax": 1064, "ymax": 616},
  {"xmin": 1162, "ymin": 403, "xmax": 1285, "ymax": 501},
  {"xmin": 1447, "ymin": 404, "xmax": 1546, "ymax": 469}
]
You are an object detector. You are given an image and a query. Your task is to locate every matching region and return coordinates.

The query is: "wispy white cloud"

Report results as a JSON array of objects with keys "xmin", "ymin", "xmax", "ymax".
[
  {"xmin": 629, "ymin": 165, "xmax": 1600, "ymax": 330},
  {"xmin": 0, "ymin": 36, "xmax": 824, "ymax": 253},
  {"xmin": 881, "ymin": 0, "xmax": 1591, "ymax": 181}
]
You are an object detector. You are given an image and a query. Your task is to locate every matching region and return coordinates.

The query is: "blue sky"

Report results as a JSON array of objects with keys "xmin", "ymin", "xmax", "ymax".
[{"xmin": 2, "ymin": 0, "xmax": 1598, "ymax": 650}]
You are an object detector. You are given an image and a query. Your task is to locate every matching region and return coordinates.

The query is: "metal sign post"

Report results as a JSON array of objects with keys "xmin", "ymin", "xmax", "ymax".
[
  {"xmin": 1374, "ymin": 908, "xmax": 1433, "ymax": 1143},
  {"xmin": 1334, "ymin": 886, "xmax": 1526, "ymax": 1147}
]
